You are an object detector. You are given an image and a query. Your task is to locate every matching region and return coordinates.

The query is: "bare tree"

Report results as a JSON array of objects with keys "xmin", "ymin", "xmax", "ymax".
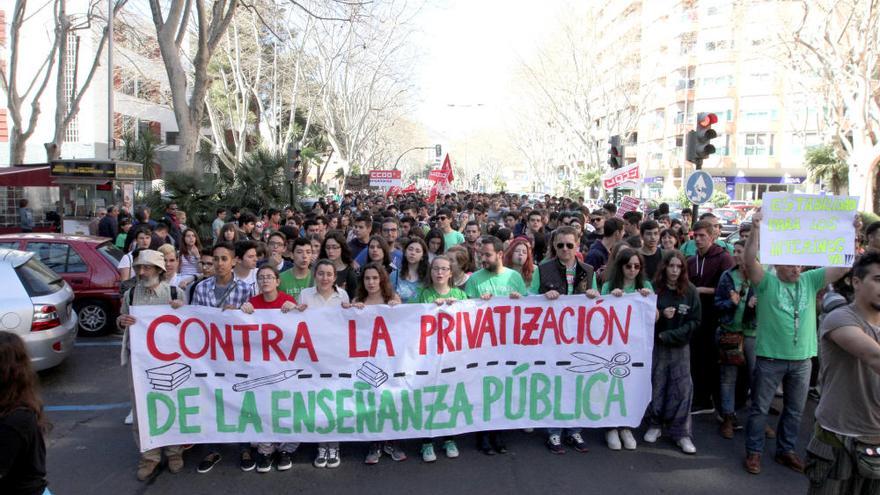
[
  {"xmin": 148, "ymin": 0, "xmax": 238, "ymax": 173},
  {"xmin": 780, "ymin": 0, "xmax": 880, "ymax": 210},
  {"xmin": 1, "ymin": 0, "xmax": 59, "ymax": 164},
  {"xmin": 46, "ymin": 0, "xmax": 129, "ymax": 161}
]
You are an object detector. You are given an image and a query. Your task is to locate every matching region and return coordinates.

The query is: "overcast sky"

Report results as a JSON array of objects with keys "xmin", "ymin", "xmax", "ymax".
[{"xmin": 410, "ymin": 0, "xmax": 564, "ymax": 143}]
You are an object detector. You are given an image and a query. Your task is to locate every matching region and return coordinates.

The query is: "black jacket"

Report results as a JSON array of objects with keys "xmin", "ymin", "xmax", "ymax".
[
  {"xmin": 538, "ymin": 258, "xmax": 595, "ymax": 295},
  {"xmin": 655, "ymin": 283, "xmax": 702, "ymax": 346}
]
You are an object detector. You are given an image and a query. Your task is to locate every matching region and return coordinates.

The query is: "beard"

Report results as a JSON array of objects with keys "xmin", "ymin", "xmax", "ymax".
[{"xmin": 137, "ymin": 274, "xmax": 161, "ymax": 287}]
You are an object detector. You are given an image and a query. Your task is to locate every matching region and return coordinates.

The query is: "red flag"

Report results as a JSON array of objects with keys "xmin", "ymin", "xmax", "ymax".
[
  {"xmin": 441, "ymin": 154, "xmax": 454, "ymax": 182},
  {"xmin": 401, "ymin": 183, "xmax": 417, "ymax": 194},
  {"xmin": 427, "ymin": 184, "xmax": 438, "ymax": 203}
]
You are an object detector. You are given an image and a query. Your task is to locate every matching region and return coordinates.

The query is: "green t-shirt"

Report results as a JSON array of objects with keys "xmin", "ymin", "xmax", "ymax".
[
  {"xmin": 415, "ymin": 286, "xmax": 468, "ymax": 303},
  {"xmin": 443, "ymin": 230, "xmax": 465, "ymax": 251},
  {"xmin": 600, "ymin": 279, "xmax": 654, "ymax": 295},
  {"xmin": 723, "ymin": 269, "xmax": 757, "ymax": 338},
  {"xmin": 464, "ymin": 268, "xmax": 528, "ymax": 298},
  {"xmin": 755, "ymin": 267, "xmax": 826, "ymax": 360},
  {"xmin": 278, "ymin": 269, "xmax": 313, "ymax": 300},
  {"xmin": 524, "ymin": 265, "xmax": 541, "ymax": 295},
  {"xmin": 680, "ymin": 238, "xmax": 733, "ymax": 257}
]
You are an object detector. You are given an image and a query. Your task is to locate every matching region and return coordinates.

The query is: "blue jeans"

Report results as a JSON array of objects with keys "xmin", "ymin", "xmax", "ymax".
[
  {"xmin": 745, "ymin": 357, "xmax": 811, "ymax": 455},
  {"xmin": 717, "ymin": 331, "xmax": 757, "ymax": 416},
  {"xmin": 547, "ymin": 427, "xmax": 582, "ymax": 438}
]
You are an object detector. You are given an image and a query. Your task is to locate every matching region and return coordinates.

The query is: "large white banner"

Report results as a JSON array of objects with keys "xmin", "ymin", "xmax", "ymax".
[
  {"xmin": 130, "ymin": 294, "xmax": 656, "ymax": 451},
  {"xmin": 760, "ymin": 193, "xmax": 859, "ymax": 267}
]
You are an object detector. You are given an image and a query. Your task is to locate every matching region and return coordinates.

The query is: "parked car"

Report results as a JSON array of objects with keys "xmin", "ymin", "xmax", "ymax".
[
  {"xmin": 0, "ymin": 248, "xmax": 77, "ymax": 371},
  {"xmin": 713, "ymin": 208, "xmax": 740, "ymax": 236},
  {"xmin": 0, "ymin": 233, "xmax": 122, "ymax": 336}
]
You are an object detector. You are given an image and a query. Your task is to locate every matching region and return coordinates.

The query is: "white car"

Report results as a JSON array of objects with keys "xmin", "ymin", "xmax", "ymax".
[{"xmin": 0, "ymin": 249, "xmax": 78, "ymax": 371}]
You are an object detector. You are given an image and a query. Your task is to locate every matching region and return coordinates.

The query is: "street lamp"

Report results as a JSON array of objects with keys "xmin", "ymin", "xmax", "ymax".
[{"xmin": 393, "ymin": 146, "xmax": 434, "ymax": 170}]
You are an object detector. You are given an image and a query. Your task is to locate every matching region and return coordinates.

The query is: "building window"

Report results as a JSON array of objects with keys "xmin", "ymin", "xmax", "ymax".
[
  {"xmin": 743, "ymin": 133, "xmax": 774, "ymax": 155},
  {"xmin": 165, "ymin": 131, "xmax": 178, "ymax": 145},
  {"xmin": 63, "ymin": 30, "xmax": 79, "ymax": 143}
]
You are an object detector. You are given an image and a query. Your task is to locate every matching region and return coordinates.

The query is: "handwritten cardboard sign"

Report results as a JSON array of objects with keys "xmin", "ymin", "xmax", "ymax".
[
  {"xmin": 760, "ymin": 193, "xmax": 859, "ymax": 267},
  {"xmin": 129, "ymin": 294, "xmax": 656, "ymax": 451}
]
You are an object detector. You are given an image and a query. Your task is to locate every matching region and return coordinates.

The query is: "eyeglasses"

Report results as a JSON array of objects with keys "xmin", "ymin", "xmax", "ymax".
[
  {"xmin": 431, "ymin": 266, "xmax": 451, "ymax": 272},
  {"xmin": 257, "ymin": 276, "xmax": 277, "ymax": 281},
  {"xmin": 590, "ymin": 218, "xmax": 602, "ymax": 223},
  {"xmin": 382, "ymin": 228, "xmax": 398, "ymax": 233},
  {"xmin": 437, "ymin": 216, "xmax": 448, "ymax": 221},
  {"xmin": 624, "ymin": 264, "xmax": 641, "ymax": 270},
  {"xmin": 268, "ymin": 241, "xmax": 285, "ymax": 248},
  {"xmin": 555, "ymin": 242, "xmax": 575, "ymax": 250},
  {"xmin": 325, "ymin": 244, "xmax": 341, "ymax": 250}
]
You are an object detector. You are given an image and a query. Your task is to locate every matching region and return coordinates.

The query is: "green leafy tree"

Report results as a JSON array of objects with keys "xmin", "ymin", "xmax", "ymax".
[{"xmin": 805, "ymin": 144, "xmax": 848, "ymax": 194}]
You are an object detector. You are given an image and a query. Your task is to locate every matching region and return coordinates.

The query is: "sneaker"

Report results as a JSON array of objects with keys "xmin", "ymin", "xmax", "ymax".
[
  {"xmin": 167, "ymin": 453, "xmax": 184, "ymax": 474},
  {"xmin": 256, "ymin": 453, "xmax": 273, "ymax": 473},
  {"xmin": 383, "ymin": 441, "xmax": 407, "ymax": 461},
  {"xmin": 326, "ymin": 447, "xmax": 340, "ymax": 468},
  {"xmin": 677, "ymin": 437, "xmax": 697, "ymax": 455},
  {"xmin": 566, "ymin": 433, "xmax": 589, "ymax": 453},
  {"xmin": 196, "ymin": 453, "xmax": 221, "ymax": 474},
  {"xmin": 720, "ymin": 415, "xmax": 735, "ymax": 439},
  {"xmin": 443, "ymin": 439, "xmax": 459, "ymax": 458},
  {"xmin": 732, "ymin": 414, "xmax": 744, "ymax": 431},
  {"xmin": 421, "ymin": 443, "xmax": 437, "ymax": 462},
  {"xmin": 547, "ymin": 434, "xmax": 565, "ymax": 454},
  {"xmin": 619, "ymin": 428, "xmax": 637, "ymax": 450},
  {"xmin": 136, "ymin": 458, "xmax": 160, "ymax": 481},
  {"xmin": 606, "ymin": 429, "xmax": 622, "ymax": 450},
  {"xmin": 643, "ymin": 427, "xmax": 662, "ymax": 443},
  {"xmin": 314, "ymin": 446, "xmax": 329, "ymax": 468},
  {"xmin": 240, "ymin": 450, "xmax": 256, "ymax": 472},
  {"xmin": 364, "ymin": 443, "xmax": 381, "ymax": 465},
  {"xmin": 276, "ymin": 451, "xmax": 293, "ymax": 471},
  {"xmin": 124, "ymin": 409, "xmax": 133, "ymax": 425}
]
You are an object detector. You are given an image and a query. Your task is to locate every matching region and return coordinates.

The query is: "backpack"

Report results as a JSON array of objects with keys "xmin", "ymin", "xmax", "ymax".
[{"xmin": 126, "ymin": 285, "xmax": 179, "ymax": 306}]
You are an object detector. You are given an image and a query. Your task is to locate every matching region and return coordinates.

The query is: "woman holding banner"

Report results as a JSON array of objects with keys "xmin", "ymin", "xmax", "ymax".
[
  {"xmin": 600, "ymin": 247, "xmax": 653, "ymax": 451},
  {"xmin": 390, "ymin": 238, "xmax": 430, "ymax": 302},
  {"xmin": 240, "ymin": 265, "xmax": 300, "ymax": 473},
  {"xmin": 344, "ymin": 263, "xmax": 405, "ymax": 464},
  {"xmin": 413, "ymin": 255, "xmax": 468, "ymax": 462},
  {"xmin": 643, "ymin": 251, "xmax": 700, "ymax": 454},
  {"xmin": 298, "ymin": 259, "xmax": 351, "ymax": 469}
]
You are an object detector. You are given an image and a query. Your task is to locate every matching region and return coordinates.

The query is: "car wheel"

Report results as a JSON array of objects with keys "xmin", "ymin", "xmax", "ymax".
[{"xmin": 75, "ymin": 300, "xmax": 111, "ymax": 336}]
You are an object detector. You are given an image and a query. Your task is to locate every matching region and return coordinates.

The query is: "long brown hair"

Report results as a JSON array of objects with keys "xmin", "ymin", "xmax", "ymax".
[
  {"xmin": 653, "ymin": 250, "xmax": 690, "ymax": 296},
  {"xmin": 0, "ymin": 332, "xmax": 48, "ymax": 431},
  {"xmin": 502, "ymin": 237, "xmax": 535, "ymax": 284},
  {"xmin": 355, "ymin": 262, "xmax": 395, "ymax": 303}
]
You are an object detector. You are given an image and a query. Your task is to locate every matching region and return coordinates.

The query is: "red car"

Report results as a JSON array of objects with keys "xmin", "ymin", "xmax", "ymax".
[{"xmin": 0, "ymin": 233, "xmax": 123, "ymax": 336}]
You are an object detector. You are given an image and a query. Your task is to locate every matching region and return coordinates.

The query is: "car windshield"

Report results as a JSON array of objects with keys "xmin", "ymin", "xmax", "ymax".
[
  {"xmin": 16, "ymin": 258, "xmax": 65, "ymax": 297},
  {"xmin": 97, "ymin": 242, "xmax": 123, "ymax": 265}
]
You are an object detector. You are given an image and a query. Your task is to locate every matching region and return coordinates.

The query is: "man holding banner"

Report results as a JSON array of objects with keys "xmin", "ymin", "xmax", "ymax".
[
  {"xmin": 116, "ymin": 250, "xmax": 186, "ymax": 482},
  {"xmin": 742, "ymin": 206, "xmax": 858, "ymax": 475}
]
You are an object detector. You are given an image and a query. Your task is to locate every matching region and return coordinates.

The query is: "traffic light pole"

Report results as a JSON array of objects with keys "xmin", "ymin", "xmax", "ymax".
[{"xmin": 690, "ymin": 157, "xmax": 702, "ymax": 229}]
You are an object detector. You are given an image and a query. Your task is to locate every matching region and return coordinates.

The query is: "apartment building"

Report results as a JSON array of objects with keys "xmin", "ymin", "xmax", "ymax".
[
  {"xmin": 590, "ymin": 0, "xmax": 822, "ymax": 201},
  {"xmin": 0, "ymin": 1, "xmax": 180, "ymax": 169}
]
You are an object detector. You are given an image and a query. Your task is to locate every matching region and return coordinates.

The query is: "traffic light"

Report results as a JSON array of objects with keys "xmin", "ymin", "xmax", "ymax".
[
  {"xmin": 435, "ymin": 144, "xmax": 442, "ymax": 158},
  {"xmin": 686, "ymin": 112, "xmax": 718, "ymax": 162},
  {"xmin": 607, "ymin": 135, "xmax": 624, "ymax": 169},
  {"xmin": 286, "ymin": 144, "xmax": 302, "ymax": 180}
]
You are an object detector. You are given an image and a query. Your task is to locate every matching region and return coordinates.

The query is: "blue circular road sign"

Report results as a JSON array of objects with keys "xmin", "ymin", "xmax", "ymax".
[{"xmin": 685, "ymin": 171, "xmax": 714, "ymax": 205}]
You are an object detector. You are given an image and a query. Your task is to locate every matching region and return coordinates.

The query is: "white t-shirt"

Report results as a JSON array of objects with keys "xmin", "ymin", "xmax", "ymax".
[
  {"xmin": 298, "ymin": 286, "xmax": 349, "ymax": 308},
  {"xmin": 234, "ymin": 268, "xmax": 258, "ymax": 296},
  {"xmin": 117, "ymin": 253, "xmax": 134, "ymax": 279}
]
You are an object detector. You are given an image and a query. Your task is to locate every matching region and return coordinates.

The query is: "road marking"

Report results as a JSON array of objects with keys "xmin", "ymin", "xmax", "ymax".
[
  {"xmin": 74, "ymin": 341, "xmax": 122, "ymax": 347},
  {"xmin": 46, "ymin": 402, "xmax": 131, "ymax": 412}
]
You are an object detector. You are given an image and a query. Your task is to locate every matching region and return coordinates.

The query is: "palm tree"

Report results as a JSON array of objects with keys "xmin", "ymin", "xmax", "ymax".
[{"xmin": 805, "ymin": 144, "xmax": 848, "ymax": 194}]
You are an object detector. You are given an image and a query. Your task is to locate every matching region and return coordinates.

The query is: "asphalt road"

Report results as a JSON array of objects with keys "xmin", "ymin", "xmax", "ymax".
[{"xmin": 41, "ymin": 337, "xmax": 812, "ymax": 495}]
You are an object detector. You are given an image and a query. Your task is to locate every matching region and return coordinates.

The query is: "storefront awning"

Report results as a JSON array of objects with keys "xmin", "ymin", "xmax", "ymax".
[{"xmin": 0, "ymin": 166, "xmax": 55, "ymax": 187}]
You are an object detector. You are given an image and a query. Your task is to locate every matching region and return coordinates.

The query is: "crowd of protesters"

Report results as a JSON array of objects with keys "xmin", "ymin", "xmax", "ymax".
[{"xmin": 4, "ymin": 189, "xmax": 879, "ymax": 495}]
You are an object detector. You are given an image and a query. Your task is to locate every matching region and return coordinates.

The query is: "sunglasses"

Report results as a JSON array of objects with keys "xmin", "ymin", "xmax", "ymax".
[
  {"xmin": 437, "ymin": 216, "xmax": 448, "ymax": 220},
  {"xmin": 590, "ymin": 218, "xmax": 602, "ymax": 222},
  {"xmin": 555, "ymin": 242, "xmax": 575, "ymax": 250},
  {"xmin": 624, "ymin": 264, "xmax": 641, "ymax": 270}
]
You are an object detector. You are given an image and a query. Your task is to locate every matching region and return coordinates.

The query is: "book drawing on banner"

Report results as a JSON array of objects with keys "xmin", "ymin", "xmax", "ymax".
[
  {"xmin": 356, "ymin": 361, "xmax": 388, "ymax": 388},
  {"xmin": 146, "ymin": 362, "xmax": 192, "ymax": 391}
]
